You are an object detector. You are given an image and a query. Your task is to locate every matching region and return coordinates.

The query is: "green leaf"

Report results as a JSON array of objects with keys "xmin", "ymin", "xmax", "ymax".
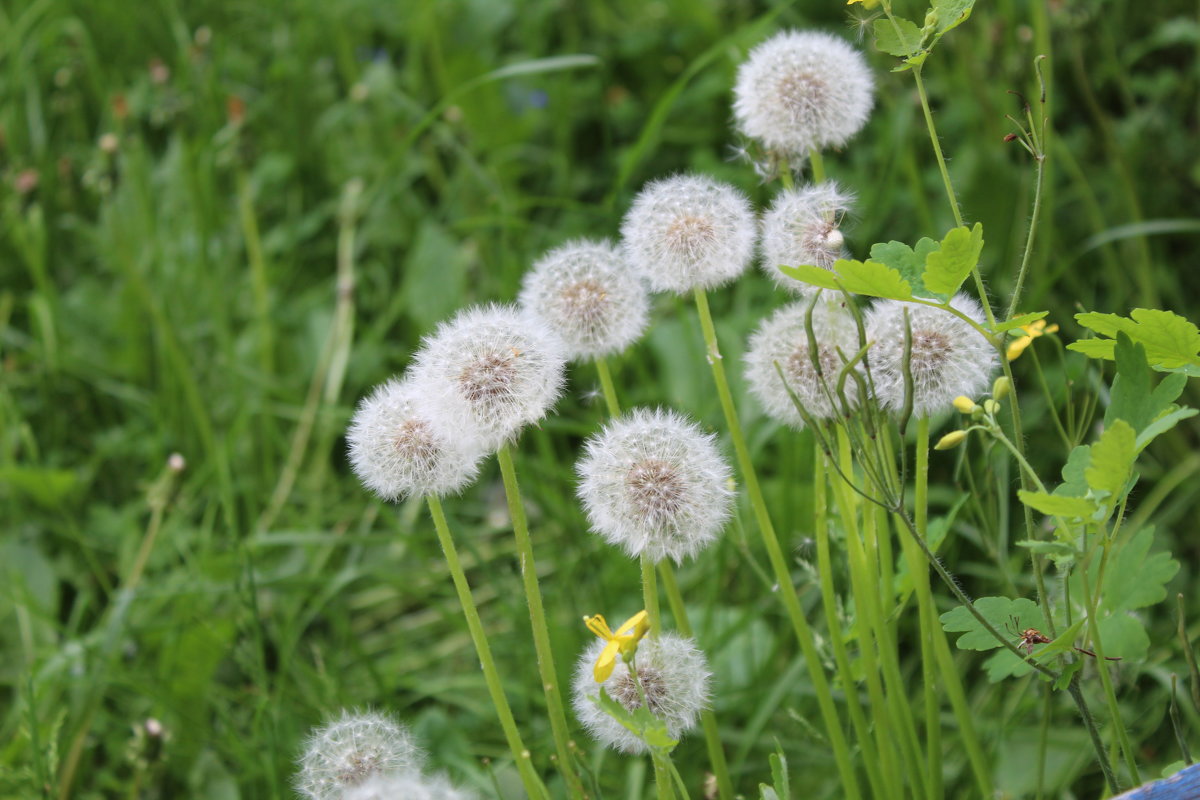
[
  {"xmin": 1053, "ymin": 659, "xmax": 1084, "ymax": 691},
  {"xmin": 932, "ymin": 0, "xmax": 976, "ymax": 34},
  {"xmin": 1098, "ymin": 528, "xmax": 1179, "ymax": 613},
  {"xmin": 1057, "ymin": 445, "xmax": 1092, "ymax": 497},
  {"xmin": 1015, "ymin": 539, "xmax": 1077, "ymax": 569},
  {"xmin": 1070, "ymin": 308, "xmax": 1200, "ymax": 369},
  {"xmin": 1017, "ymin": 490, "xmax": 1097, "ymax": 519},
  {"xmin": 1084, "ymin": 419, "xmax": 1136, "ymax": 501},
  {"xmin": 940, "ymin": 596, "xmax": 1041, "ymax": 651},
  {"xmin": 994, "ymin": 311, "xmax": 1049, "ymax": 334},
  {"xmin": 1107, "ymin": 333, "xmax": 1189, "ymax": 433},
  {"xmin": 778, "ymin": 263, "xmax": 840, "ymax": 290},
  {"xmin": 1136, "ymin": 406, "xmax": 1199, "ymax": 451},
  {"xmin": 1034, "ymin": 618, "xmax": 1088, "ymax": 660},
  {"xmin": 870, "ymin": 238, "xmax": 939, "ymax": 298},
  {"xmin": 769, "ymin": 750, "xmax": 789, "ymax": 798},
  {"xmin": 1096, "ymin": 614, "xmax": 1150, "ymax": 661},
  {"xmin": 593, "ymin": 689, "xmax": 678, "ymax": 751},
  {"xmin": 873, "ymin": 17, "xmax": 925, "ymax": 58},
  {"xmin": 830, "ymin": 258, "xmax": 915, "ymax": 300},
  {"xmin": 922, "ymin": 223, "xmax": 984, "ymax": 296}
]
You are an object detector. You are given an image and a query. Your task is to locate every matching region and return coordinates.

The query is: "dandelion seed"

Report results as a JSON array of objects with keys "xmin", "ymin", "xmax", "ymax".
[
  {"xmin": 410, "ymin": 304, "xmax": 567, "ymax": 452},
  {"xmin": 621, "ymin": 174, "xmax": 757, "ymax": 294},
  {"xmin": 866, "ymin": 294, "xmax": 997, "ymax": 418},
  {"xmin": 733, "ymin": 30, "xmax": 875, "ymax": 158},
  {"xmin": 518, "ymin": 239, "xmax": 650, "ymax": 360},
  {"xmin": 760, "ymin": 183, "xmax": 854, "ymax": 293},
  {"xmin": 342, "ymin": 772, "xmax": 477, "ymax": 800},
  {"xmin": 576, "ymin": 409, "xmax": 733, "ymax": 564},
  {"xmin": 296, "ymin": 710, "xmax": 423, "ymax": 800},
  {"xmin": 572, "ymin": 633, "xmax": 711, "ymax": 754},
  {"xmin": 744, "ymin": 297, "xmax": 862, "ymax": 428},
  {"xmin": 347, "ymin": 378, "xmax": 485, "ymax": 501}
]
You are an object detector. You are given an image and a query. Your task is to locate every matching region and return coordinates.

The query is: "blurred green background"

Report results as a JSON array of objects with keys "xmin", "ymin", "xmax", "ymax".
[{"xmin": 3, "ymin": 0, "xmax": 1199, "ymax": 797}]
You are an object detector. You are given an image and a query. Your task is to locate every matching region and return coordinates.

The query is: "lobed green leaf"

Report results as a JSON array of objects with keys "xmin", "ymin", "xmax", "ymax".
[
  {"xmin": 1017, "ymin": 490, "xmax": 1097, "ymax": 519},
  {"xmin": 1070, "ymin": 308, "xmax": 1200, "ymax": 369},
  {"xmin": 922, "ymin": 222, "xmax": 984, "ymax": 296}
]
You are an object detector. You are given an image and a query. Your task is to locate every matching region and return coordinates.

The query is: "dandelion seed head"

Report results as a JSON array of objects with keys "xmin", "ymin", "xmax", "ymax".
[
  {"xmin": 572, "ymin": 634, "xmax": 711, "ymax": 754},
  {"xmin": 744, "ymin": 297, "xmax": 862, "ymax": 427},
  {"xmin": 621, "ymin": 174, "xmax": 757, "ymax": 294},
  {"xmin": 347, "ymin": 379, "xmax": 485, "ymax": 500},
  {"xmin": 296, "ymin": 710, "xmax": 423, "ymax": 800},
  {"xmin": 342, "ymin": 772, "xmax": 476, "ymax": 800},
  {"xmin": 733, "ymin": 30, "xmax": 874, "ymax": 157},
  {"xmin": 761, "ymin": 183, "xmax": 854, "ymax": 293},
  {"xmin": 411, "ymin": 304, "xmax": 566, "ymax": 452},
  {"xmin": 576, "ymin": 408, "xmax": 733, "ymax": 564},
  {"xmin": 518, "ymin": 239, "xmax": 650, "ymax": 360},
  {"xmin": 866, "ymin": 294, "xmax": 997, "ymax": 418}
]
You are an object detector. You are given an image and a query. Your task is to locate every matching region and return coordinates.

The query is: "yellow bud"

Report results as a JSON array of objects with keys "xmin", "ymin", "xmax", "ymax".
[
  {"xmin": 992, "ymin": 376, "xmax": 1011, "ymax": 401},
  {"xmin": 983, "ymin": 399, "xmax": 1000, "ymax": 415},
  {"xmin": 953, "ymin": 395, "xmax": 978, "ymax": 414},
  {"xmin": 934, "ymin": 430, "xmax": 968, "ymax": 450}
]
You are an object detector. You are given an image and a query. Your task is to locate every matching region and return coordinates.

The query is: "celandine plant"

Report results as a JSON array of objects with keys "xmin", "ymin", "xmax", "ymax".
[{"xmin": 333, "ymin": 1, "xmax": 1199, "ymax": 797}]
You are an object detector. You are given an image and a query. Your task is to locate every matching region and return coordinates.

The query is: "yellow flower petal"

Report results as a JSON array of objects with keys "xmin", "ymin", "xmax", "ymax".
[
  {"xmin": 584, "ymin": 614, "xmax": 613, "ymax": 641},
  {"xmin": 1006, "ymin": 336, "xmax": 1033, "ymax": 361},
  {"xmin": 594, "ymin": 640, "xmax": 621, "ymax": 682},
  {"xmin": 615, "ymin": 610, "xmax": 649, "ymax": 638}
]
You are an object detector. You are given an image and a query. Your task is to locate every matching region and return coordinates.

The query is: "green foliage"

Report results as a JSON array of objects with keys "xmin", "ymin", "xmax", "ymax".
[
  {"xmin": 921, "ymin": 223, "xmax": 983, "ymax": 297},
  {"xmin": 869, "ymin": 238, "xmax": 939, "ymax": 298},
  {"xmin": 1070, "ymin": 309, "xmax": 1200, "ymax": 371},
  {"xmin": 939, "ymin": 596, "xmax": 1042, "ymax": 652}
]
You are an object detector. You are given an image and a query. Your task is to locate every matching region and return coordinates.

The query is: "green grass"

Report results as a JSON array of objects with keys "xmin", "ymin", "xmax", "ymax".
[{"xmin": 3, "ymin": 0, "xmax": 1200, "ymax": 797}]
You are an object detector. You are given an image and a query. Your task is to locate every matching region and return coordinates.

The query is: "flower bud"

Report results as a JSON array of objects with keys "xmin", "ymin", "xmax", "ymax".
[
  {"xmin": 992, "ymin": 376, "xmax": 1012, "ymax": 401},
  {"xmin": 983, "ymin": 399, "xmax": 1000, "ymax": 415},
  {"xmin": 934, "ymin": 430, "xmax": 968, "ymax": 451},
  {"xmin": 952, "ymin": 395, "xmax": 978, "ymax": 414}
]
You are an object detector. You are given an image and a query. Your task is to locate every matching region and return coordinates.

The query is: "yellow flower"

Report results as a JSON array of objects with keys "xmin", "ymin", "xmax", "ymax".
[
  {"xmin": 1006, "ymin": 319, "xmax": 1059, "ymax": 361},
  {"xmin": 583, "ymin": 610, "xmax": 650, "ymax": 682},
  {"xmin": 847, "ymin": 0, "xmax": 880, "ymax": 7}
]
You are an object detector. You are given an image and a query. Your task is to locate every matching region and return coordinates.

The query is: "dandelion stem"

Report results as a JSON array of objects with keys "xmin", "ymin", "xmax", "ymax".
[
  {"xmin": 912, "ymin": 417, "xmax": 943, "ymax": 799},
  {"xmin": 495, "ymin": 444, "xmax": 586, "ymax": 799},
  {"xmin": 691, "ymin": 286, "xmax": 862, "ymax": 800},
  {"xmin": 642, "ymin": 554, "xmax": 663, "ymax": 638},
  {"xmin": 425, "ymin": 495, "xmax": 551, "ymax": 800},
  {"xmin": 595, "ymin": 356, "xmax": 622, "ymax": 417},
  {"xmin": 808, "ymin": 147, "xmax": 826, "ymax": 183},
  {"xmin": 659, "ymin": 562, "xmax": 735, "ymax": 800}
]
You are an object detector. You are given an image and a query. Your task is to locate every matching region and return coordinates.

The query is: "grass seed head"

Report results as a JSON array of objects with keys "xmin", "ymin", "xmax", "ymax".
[
  {"xmin": 572, "ymin": 633, "xmax": 711, "ymax": 754},
  {"xmin": 518, "ymin": 238, "xmax": 650, "ymax": 360},
  {"xmin": 760, "ymin": 182, "xmax": 854, "ymax": 293},
  {"xmin": 296, "ymin": 710, "xmax": 423, "ymax": 800},
  {"xmin": 347, "ymin": 378, "xmax": 486, "ymax": 500},
  {"xmin": 744, "ymin": 296, "xmax": 862, "ymax": 427},
  {"xmin": 620, "ymin": 174, "xmax": 757, "ymax": 294},
  {"xmin": 576, "ymin": 408, "xmax": 733, "ymax": 564},
  {"xmin": 866, "ymin": 294, "xmax": 996, "ymax": 418},
  {"xmin": 411, "ymin": 304, "xmax": 567, "ymax": 452},
  {"xmin": 733, "ymin": 29, "xmax": 875, "ymax": 157}
]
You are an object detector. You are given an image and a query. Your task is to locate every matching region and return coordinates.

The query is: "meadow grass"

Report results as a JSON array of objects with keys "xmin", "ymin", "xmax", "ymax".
[{"xmin": 3, "ymin": 0, "xmax": 1200, "ymax": 797}]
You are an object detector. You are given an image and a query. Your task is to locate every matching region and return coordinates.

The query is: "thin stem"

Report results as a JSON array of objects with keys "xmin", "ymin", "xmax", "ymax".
[
  {"xmin": 691, "ymin": 286, "xmax": 862, "ymax": 800},
  {"xmin": 495, "ymin": 444, "xmax": 586, "ymax": 799},
  {"xmin": 659, "ymin": 563, "xmax": 735, "ymax": 800},
  {"xmin": 914, "ymin": 418, "xmax": 943, "ymax": 799},
  {"xmin": 1005, "ymin": 151, "xmax": 1047, "ymax": 322},
  {"xmin": 426, "ymin": 496, "xmax": 550, "ymax": 800},
  {"xmin": 595, "ymin": 356, "xmax": 621, "ymax": 417},
  {"xmin": 642, "ymin": 554, "xmax": 662, "ymax": 638},
  {"xmin": 808, "ymin": 147, "xmax": 826, "ymax": 183}
]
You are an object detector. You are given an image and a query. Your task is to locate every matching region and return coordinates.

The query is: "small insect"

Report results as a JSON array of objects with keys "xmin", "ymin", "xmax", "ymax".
[{"xmin": 1007, "ymin": 616, "xmax": 1122, "ymax": 661}]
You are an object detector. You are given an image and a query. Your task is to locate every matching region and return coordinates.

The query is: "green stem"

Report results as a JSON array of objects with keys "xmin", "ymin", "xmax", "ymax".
[
  {"xmin": 808, "ymin": 147, "xmax": 826, "ymax": 183},
  {"xmin": 913, "ymin": 418, "xmax": 943, "ymax": 799},
  {"xmin": 495, "ymin": 444, "xmax": 585, "ymax": 799},
  {"xmin": 690, "ymin": 286, "xmax": 862, "ymax": 800},
  {"xmin": 1004, "ymin": 150, "xmax": 1047, "ymax": 323},
  {"xmin": 595, "ymin": 356, "xmax": 621, "ymax": 417},
  {"xmin": 659, "ymin": 563, "xmax": 735, "ymax": 800},
  {"xmin": 642, "ymin": 554, "xmax": 662, "ymax": 638},
  {"xmin": 426, "ymin": 496, "xmax": 550, "ymax": 800}
]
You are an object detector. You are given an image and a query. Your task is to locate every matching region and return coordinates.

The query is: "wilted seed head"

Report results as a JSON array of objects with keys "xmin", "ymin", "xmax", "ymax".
[
  {"xmin": 576, "ymin": 408, "xmax": 733, "ymax": 564},
  {"xmin": 347, "ymin": 379, "xmax": 485, "ymax": 500},
  {"xmin": 296, "ymin": 710, "xmax": 423, "ymax": 800},
  {"xmin": 411, "ymin": 304, "xmax": 567, "ymax": 452},
  {"xmin": 518, "ymin": 239, "xmax": 650, "ymax": 360},
  {"xmin": 744, "ymin": 297, "xmax": 862, "ymax": 428},
  {"xmin": 761, "ymin": 183, "xmax": 854, "ymax": 293},
  {"xmin": 572, "ymin": 633, "xmax": 711, "ymax": 754},
  {"xmin": 866, "ymin": 294, "xmax": 997, "ymax": 418},
  {"xmin": 342, "ymin": 773, "xmax": 476, "ymax": 800},
  {"xmin": 733, "ymin": 30, "xmax": 874, "ymax": 157},
  {"xmin": 621, "ymin": 174, "xmax": 757, "ymax": 294}
]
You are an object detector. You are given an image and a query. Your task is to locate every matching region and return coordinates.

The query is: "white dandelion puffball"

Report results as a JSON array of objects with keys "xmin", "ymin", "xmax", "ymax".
[
  {"xmin": 347, "ymin": 378, "xmax": 485, "ymax": 500},
  {"xmin": 572, "ymin": 633, "xmax": 711, "ymax": 755},
  {"xmin": 744, "ymin": 297, "xmax": 862, "ymax": 428},
  {"xmin": 518, "ymin": 239, "xmax": 650, "ymax": 360},
  {"xmin": 620, "ymin": 174, "xmax": 757, "ymax": 294},
  {"xmin": 866, "ymin": 294, "xmax": 997, "ymax": 418},
  {"xmin": 733, "ymin": 30, "xmax": 874, "ymax": 157},
  {"xmin": 576, "ymin": 408, "xmax": 733, "ymax": 564},
  {"xmin": 410, "ymin": 304, "xmax": 567, "ymax": 451},
  {"xmin": 761, "ymin": 183, "xmax": 854, "ymax": 293},
  {"xmin": 296, "ymin": 710, "xmax": 423, "ymax": 800},
  {"xmin": 343, "ymin": 772, "xmax": 476, "ymax": 800}
]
